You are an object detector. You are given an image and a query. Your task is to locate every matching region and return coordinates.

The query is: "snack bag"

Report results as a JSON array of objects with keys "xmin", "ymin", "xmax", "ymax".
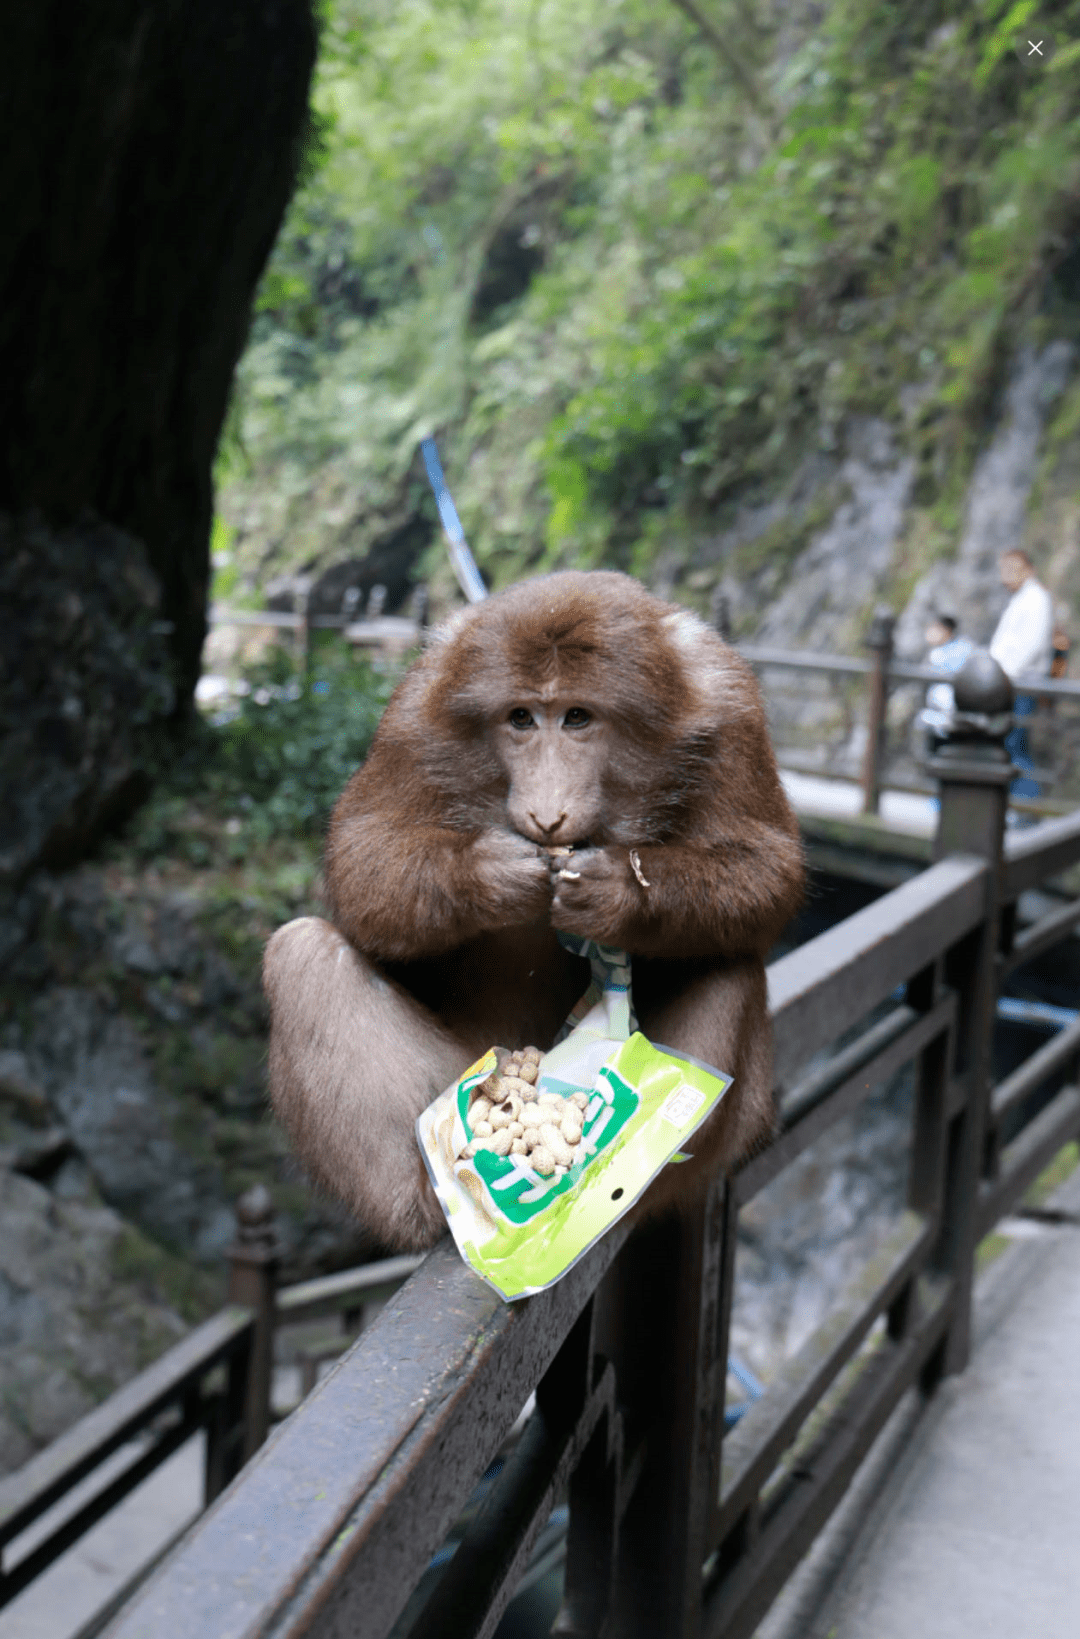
[{"xmin": 416, "ymin": 935, "xmax": 731, "ymax": 1301}]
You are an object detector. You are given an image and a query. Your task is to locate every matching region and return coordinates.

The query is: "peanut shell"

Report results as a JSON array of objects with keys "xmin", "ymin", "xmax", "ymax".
[{"xmin": 539, "ymin": 1122, "xmax": 575, "ymax": 1168}]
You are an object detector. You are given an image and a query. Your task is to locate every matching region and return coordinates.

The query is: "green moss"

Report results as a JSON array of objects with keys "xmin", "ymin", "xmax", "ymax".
[
  {"xmin": 976, "ymin": 1231, "xmax": 1011, "ymax": 1272},
  {"xmin": 110, "ymin": 1224, "xmax": 222, "ymax": 1324},
  {"xmin": 729, "ymin": 481, "xmax": 847, "ymax": 597},
  {"xmin": 1023, "ymin": 1140, "xmax": 1080, "ymax": 1210}
]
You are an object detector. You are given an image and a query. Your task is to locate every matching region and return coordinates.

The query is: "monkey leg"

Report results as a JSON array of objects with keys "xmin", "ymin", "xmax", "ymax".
[
  {"xmin": 633, "ymin": 956, "xmax": 773, "ymax": 1217},
  {"xmin": 263, "ymin": 917, "xmax": 475, "ymax": 1252}
]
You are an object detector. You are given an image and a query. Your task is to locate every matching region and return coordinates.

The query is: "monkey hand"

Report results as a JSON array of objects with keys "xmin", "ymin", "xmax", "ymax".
[
  {"xmin": 469, "ymin": 829, "xmax": 553, "ymax": 923},
  {"xmin": 550, "ymin": 848, "xmax": 637, "ymax": 943}
]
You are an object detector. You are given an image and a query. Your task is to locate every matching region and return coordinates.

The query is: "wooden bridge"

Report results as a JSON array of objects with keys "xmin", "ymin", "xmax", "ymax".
[{"xmin": 3, "ymin": 654, "xmax": 1080, "ymax": 1638}]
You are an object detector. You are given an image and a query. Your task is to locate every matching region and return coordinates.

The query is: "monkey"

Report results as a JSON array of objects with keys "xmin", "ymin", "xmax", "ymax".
[{"xmin": 263, "ymin": 570, "xmax": 805, "ymax": 1252}]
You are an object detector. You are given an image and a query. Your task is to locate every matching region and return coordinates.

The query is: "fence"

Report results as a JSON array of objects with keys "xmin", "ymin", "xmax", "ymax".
[
  {"xmin": 209, "ymin": 594, "xmax": 1080, "ymax": 814},
  {"xmin": 6, "ymin": 659, "xmax": 1080, "ymax": 1639},
  {"xmin": 735, "ymin": 613, "xmax": 1080, "ymax": 815},
  {"xmin": 207, "ymin": 586, "xmax": 425, "ymax": 670},
  {"xmin": 0, "ymin": 1198, "xmax": 421, "ymax": 1624}
]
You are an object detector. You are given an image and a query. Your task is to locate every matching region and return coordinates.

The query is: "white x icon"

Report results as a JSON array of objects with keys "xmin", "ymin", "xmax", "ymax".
[{"xmin": 1028, "ymin": 39, "xmax": 1044, "ymax": 54}]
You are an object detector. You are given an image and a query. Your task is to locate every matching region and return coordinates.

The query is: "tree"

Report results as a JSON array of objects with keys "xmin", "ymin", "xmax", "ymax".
[{"xmin": 0, "ymin": 0, "xmax": 317, "ymax": 889}]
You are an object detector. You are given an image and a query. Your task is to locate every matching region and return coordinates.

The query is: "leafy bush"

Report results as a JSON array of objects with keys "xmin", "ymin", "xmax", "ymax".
[{"xmin": 128, "ymin": 646, "xmax": 394, "ymax": 864}]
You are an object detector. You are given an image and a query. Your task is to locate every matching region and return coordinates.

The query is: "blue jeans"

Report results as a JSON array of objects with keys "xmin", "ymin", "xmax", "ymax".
[{"xmin": 1006, "ymin": 695, "xmax": 1040, "ymax": 799}]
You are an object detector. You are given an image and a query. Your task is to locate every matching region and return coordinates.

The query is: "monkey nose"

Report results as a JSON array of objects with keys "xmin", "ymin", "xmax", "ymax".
[{"xmin": 529, "ymin": 811, "xmax": 568, "ymax": 840}]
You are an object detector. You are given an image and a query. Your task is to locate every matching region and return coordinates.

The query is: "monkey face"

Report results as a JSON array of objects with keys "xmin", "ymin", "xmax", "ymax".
[
  {"xmin": 375, "ymin": 571, "xmax": 765, "ymax": 852},
  {"xmin": 495, "ymin": 698, "xmax": 605, "ymax": 846}
]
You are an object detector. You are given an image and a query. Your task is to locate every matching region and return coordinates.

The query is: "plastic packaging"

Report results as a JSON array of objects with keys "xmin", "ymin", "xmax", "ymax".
[{"xmin": 416, "ymin": 935, "xmax": 731, "ymax": 1301}]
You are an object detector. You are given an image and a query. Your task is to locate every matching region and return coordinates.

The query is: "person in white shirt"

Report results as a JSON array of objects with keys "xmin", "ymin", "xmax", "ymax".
[
  {"xmin": 989, "ymin": 550, "xmax": 1055, "ymax": 682},
  {"xmin": 989, "ymin": 549, "xmax": 1054, "ymax": 799}
]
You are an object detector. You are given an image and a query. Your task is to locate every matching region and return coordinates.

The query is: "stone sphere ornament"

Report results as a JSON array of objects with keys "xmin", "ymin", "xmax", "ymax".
[{"xmin": 953, "ymin": 651, "xmax": 1014, "ymax": 718}]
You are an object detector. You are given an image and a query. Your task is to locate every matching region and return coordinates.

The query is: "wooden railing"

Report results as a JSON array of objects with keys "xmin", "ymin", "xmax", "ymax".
[
  {"xmin": 4, "ymin": 673, "xmax": 1080, "ymax": 1638},
  {"xmin": 736, "ymin": 620, "xmax": 1080, "ymax": 815},
  {"xmin": 0, "ymin": 1211, "xmax": 421, "ymax": 1624},
  {"xmin": 208, "ymin": 595, "xmax": 1080, "ymax": 813}
]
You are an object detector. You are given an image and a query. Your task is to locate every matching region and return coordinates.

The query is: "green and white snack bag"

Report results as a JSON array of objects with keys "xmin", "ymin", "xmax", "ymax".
[{"xmin": 416, "ymin": 934, "xmax": 732, "ymax": 1301}]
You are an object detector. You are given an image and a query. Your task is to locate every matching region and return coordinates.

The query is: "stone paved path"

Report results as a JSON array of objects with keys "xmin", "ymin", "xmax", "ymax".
[
  {"xmin": 0, "ymin": 1366, "xmax": 304, "ymax": 1639},
  {"xmin": 779, "ymin": 770, "xmax": 938, "ymax": 835},
  {"xmin": 0, "ymin": 1439, "xmax": 203, "ymax": 1639},
  {"xmin": 773, "ymin": 1169, "xmax": 1080, "ymax": 1639}
]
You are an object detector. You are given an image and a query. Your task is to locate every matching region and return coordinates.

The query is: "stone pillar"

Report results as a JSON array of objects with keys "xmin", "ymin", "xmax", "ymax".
[{"xmin": 927, "ymin": 651, "xmax": 1014, "ymax": 1373}]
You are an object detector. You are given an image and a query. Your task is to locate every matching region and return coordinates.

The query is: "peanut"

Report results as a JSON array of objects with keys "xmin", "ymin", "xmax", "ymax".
[
  {"xmin": 490, "ymin": 1095, "xmax": 522, "ymax": 1129},
  {"xmin": 539, "ymin": 1122, "xmax": 575, "ymax": 1168},
  {"xmin": 456, "ymin": 1045, "xmax": 599, "ymax": 1180}
]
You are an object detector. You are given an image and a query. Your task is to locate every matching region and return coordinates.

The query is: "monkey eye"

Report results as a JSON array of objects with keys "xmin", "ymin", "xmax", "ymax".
[
  {"xmin": 563, "ymin": 707, "xmax": 591, "ymax": 728},
  {"xmin": 509, "ymin": 707, "xmax": 535, "ymax": 729}
]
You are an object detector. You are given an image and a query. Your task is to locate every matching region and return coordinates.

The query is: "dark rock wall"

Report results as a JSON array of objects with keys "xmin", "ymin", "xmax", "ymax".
[
  {"xmin": 0, "ymin": 0, "xmax": 317, "ymax": 881},
  {"xmin": 0, "ymin": 517, "xmax": 173, "ymax": 886}
]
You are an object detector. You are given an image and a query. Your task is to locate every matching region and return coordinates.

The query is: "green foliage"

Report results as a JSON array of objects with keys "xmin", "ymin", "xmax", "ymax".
[
  {"xmin": 217, "ymin": 0, "xmax": 1080, "ymax": 602},
  {"xmin": 128, "ymin": 646, "xmax": 395, "ymax": 863}
]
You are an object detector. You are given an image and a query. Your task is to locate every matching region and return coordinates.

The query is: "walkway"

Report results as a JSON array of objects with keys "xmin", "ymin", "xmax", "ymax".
[
  {"xmin": 778, "ymin": 770, "xmax": 938, "ymax": 836},
  {"xmin": 764, "ymin": 1165, "xmax": 1080, "ymax": 1639},
  {"xmin": 0, "ymin": 1367, "xmax": 306, "ymax": 1639}
]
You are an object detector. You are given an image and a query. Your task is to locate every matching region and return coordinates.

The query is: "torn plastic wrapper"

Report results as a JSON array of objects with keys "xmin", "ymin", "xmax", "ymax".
[{"xmin": 416, "ymin": 935, "xmax": 732, "ymax": 1301}]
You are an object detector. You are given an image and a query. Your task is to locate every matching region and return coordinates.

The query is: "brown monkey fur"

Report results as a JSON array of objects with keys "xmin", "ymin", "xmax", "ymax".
[{"xmin": 264, "ymin": 570, "xmax": 804, "ymax": 1251}]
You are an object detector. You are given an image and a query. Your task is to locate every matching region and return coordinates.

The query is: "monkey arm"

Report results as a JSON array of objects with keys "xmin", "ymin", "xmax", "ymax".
[
  {"xmin": 550, "ymin": 823, "xmax": 804, "ymax": 960},
  {"xmin": 325, "ymin": 805, "xmax": 553, "ymax": 962}
]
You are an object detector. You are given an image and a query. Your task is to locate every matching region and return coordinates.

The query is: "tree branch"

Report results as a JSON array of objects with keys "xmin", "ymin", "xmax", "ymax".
[{"xmin": 667, "ymin": 0, "xmax": 775, "ymax": 131}]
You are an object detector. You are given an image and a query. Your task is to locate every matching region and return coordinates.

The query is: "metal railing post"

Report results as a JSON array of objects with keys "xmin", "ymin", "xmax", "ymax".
[
  {"xmin": 928, "ymin": 651, "xmax": 1014, "ymax": 1375},
  {"xmin": 597, "ymin": 1173, "xmax": 729, "ymax": 1639},
  {"xmin": 294, "ymin": 577, "xmax": 313, "ymax": 675},
  {"xmin": 860, "ymin": 607, "xmax": 895, "ymax": 815},
  {"xmin": 226, "ymin": 1184, "xmax": 281, "ymax": 1461}
]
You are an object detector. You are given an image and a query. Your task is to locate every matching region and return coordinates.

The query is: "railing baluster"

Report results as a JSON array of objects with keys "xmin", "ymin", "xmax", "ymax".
[
  {"xmin": 860, "ymin": 608, "xmax": 895, "ymax": 815},
  {"xmin": 225, "ymin": 1184, "xmax": 281, "ymax": 1462}
]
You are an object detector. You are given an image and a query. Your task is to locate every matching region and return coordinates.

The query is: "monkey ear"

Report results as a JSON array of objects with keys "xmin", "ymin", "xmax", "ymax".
[
  {"xmin": 422, "ymin": 605, "xmax": 473, "ymax": 649},
  {"xmin": 661, "ymin": 606, "xmax": 756, "ymax": 722},
  {"xmin": 661, "ymin": 607, "xmax": 711, "ymax": 654}
]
